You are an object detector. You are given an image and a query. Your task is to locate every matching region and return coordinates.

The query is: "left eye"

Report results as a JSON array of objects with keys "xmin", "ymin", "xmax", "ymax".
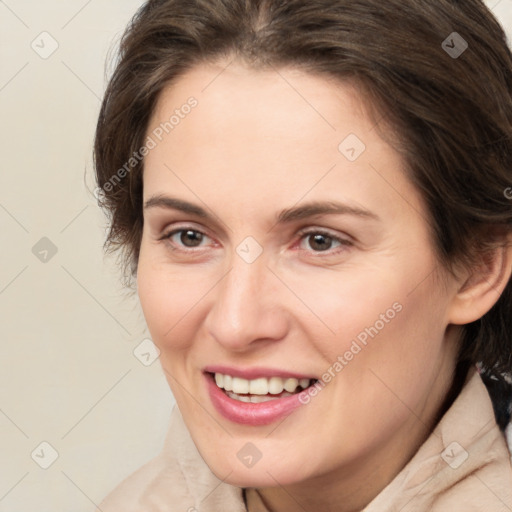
[{"xmin": 299, "ymin": 232, "xmax": 350, "ymax": 252}]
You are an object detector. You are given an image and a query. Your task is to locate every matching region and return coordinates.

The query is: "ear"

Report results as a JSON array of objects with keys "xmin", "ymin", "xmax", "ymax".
[{"xmin": 448, "ymin": 239, "xmax": 512, "ymax": 325}]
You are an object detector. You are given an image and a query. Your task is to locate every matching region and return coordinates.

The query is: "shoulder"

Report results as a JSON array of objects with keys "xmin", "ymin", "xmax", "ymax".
[
  {"xmin": 94, "ymin": 453, "xmax": 184, "ymax": 512},
  {"xmin": 94, "ymin": 406, "xmax": 247, "ymax": 512}
]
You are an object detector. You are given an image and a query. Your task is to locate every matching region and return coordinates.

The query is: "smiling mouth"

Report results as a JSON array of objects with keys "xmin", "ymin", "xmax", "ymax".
[{"xmin": 207, "ymin": 372, "xmax": 318, "ymax": 403}]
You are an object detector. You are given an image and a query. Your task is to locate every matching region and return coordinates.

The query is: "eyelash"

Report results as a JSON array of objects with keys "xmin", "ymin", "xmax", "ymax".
[{"xmin": 159, "ymin": 226, "xmax": 353, "ymax": 256}]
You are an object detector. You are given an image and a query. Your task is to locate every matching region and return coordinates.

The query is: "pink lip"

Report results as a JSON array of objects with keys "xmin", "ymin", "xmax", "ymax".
[
  {"xmin": 203, "ymin": 365, "xmax": 316, "ymax": 380},
  {"xmin": 204, "ymin": 372, "xmax": 313, "ymax": 426}
]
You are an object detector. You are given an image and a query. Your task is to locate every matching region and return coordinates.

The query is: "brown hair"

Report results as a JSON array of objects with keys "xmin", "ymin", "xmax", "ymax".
[{"xmin": 94, "ymin": 0, "xmax": 512, "ymax": 417}]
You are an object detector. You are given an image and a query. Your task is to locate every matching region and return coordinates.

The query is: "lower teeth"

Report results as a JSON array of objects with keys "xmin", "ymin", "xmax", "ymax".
[{"xmin": 226, "ymin": 390, "xmax": 295, "ymax": 403}]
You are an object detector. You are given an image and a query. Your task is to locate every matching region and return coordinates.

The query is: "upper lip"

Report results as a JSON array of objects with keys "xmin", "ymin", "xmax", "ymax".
[{"xmin": 204, "ymin": 365, "xmax": 317, "ymax": 380}]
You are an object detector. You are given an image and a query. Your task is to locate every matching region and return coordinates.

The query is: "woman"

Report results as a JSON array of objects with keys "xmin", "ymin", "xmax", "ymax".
[{"xmin": 93, "ymin": 0, "xmax": 512, "ymax": 510}]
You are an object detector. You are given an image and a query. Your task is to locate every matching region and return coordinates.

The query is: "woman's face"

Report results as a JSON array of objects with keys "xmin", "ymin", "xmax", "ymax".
[{"xmin": 137, "ymin": 61, "xmax": 462, "ymax": 489}]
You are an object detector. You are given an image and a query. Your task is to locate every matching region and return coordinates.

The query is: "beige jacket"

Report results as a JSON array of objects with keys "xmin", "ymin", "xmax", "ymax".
[{"xmin": 96, "ymin": 370, "xmax": 512, "ymax": 511}]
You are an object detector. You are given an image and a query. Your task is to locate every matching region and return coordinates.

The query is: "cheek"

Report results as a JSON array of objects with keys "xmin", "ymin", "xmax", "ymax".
[
  {"xmin": 336, "ymin": 279, "xmax": 451, "ymax": 416},
  {"xmin": 136, "ymin": 257, "xmax": 208, "ymax": 352},
  {"xmin": 285, "ymin": 265, "xmax": 405, "ymax": 351},
  {"xmin": 290, "ymin": 261, "xmax": 448, "ymax": 384}
]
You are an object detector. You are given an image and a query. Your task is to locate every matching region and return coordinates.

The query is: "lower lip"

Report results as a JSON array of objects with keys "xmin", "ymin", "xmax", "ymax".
[{"xmin": 205, "ymin": 373, "xmax": 309, "ymax": 426}]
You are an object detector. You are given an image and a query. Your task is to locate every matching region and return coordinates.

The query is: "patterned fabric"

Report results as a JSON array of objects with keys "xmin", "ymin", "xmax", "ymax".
[{"xmin": 479, "ymin": 367, "xmax": 512, "ymax": 459}]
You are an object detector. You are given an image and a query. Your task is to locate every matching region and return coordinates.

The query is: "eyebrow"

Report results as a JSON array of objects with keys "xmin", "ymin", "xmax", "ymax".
[
  {"xmin": 277, "ymin": 201, "xmax": 380, "ymax": 223},
  {"xmin": 144, "ymin": 195, "xmax": 209, "ymax": 217},
  {"xmin": 143, "ymin": 195, "xmax": 380, "ymax": 223}
]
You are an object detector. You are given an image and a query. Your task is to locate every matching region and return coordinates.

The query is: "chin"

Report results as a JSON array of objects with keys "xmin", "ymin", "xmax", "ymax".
[
  {"xmin": 205, "ymin": 455, "xmax": 307, "ymax": 488},
  {"xmin": 223, "ymin": 469, "xmax": 300, "ymax": 488}
]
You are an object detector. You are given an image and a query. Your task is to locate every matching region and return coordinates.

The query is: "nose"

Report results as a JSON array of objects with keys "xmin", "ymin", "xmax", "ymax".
[{"xmin": 203, "ymin": 252, "xmax": 289, "ymax": 352}]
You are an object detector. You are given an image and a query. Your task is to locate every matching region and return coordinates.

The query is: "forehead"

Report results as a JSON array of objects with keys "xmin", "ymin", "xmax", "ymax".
[
  {"xmin": 148, "ymin": 60, "xmax": 372, "ymax": 153},
  {"xmin": 142, "ymin": 60, "xmax": 423, "ymax": 222}
]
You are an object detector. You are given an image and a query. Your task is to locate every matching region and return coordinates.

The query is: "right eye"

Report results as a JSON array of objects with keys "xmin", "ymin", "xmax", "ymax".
[{"xmin": 160, "ymin": 227, "xmax": 215, "ymax": 251}]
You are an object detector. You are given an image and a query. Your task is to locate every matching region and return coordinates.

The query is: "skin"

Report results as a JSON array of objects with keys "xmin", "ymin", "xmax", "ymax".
[{"xmin": 136, "ymin": 60, "xmax": 512, "ymax": 512}]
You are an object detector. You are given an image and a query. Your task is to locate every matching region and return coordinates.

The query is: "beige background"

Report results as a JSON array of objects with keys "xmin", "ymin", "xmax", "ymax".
[{"xmin": 0, "ymin": 1, "xmax": 511, "ymax": 511}]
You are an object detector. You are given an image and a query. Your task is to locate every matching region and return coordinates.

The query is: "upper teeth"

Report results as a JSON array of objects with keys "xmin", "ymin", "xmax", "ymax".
[{"xmin": 214, "ymin": 373, "xmax": 312, "ymax": 395}]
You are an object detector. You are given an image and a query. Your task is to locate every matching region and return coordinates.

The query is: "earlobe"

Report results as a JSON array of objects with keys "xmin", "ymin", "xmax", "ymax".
[{"xmin": 448, "ymin": 241, "xmax": 512, "ymax": 326}]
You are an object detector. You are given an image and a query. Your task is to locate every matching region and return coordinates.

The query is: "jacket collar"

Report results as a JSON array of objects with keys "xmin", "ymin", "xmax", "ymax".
[{"xmin": 358, "ymin": 368, "xmax": 512, "ymax": 510}]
